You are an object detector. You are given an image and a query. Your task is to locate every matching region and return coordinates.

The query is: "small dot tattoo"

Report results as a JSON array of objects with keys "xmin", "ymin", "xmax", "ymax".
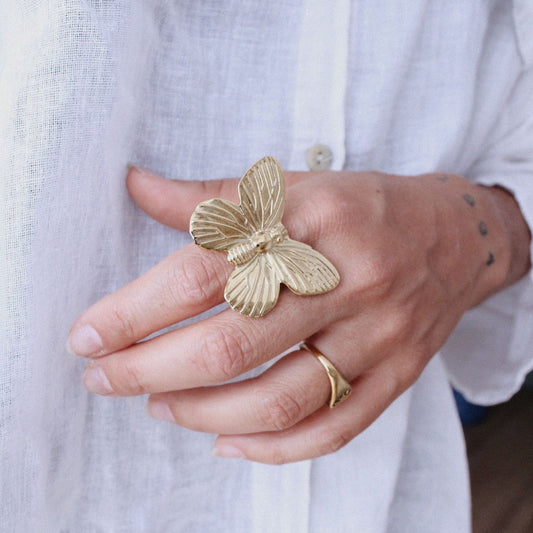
[
  {"xmin": 478, "ymin": 221, "xmax": 488, "ymax": 236},
  {"xmin": 436, "ymin": 176, "xmax": 450, "ymax": 183},
  {"xmin": 486, "ymin": 252, "xmax": 495, "ymax": 266},
  {"xmin": 463, "ymin": 194, "xmax": 476, "ymax": 207}
]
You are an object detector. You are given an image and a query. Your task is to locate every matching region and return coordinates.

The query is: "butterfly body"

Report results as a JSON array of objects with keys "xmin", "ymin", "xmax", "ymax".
[
  {"xmin": 190, "ymin": 156, "xmax": 340, "ymax": 317},
  {"xmin": 227, "ymin": 223, "xmax": 288, "ymax": 265}
]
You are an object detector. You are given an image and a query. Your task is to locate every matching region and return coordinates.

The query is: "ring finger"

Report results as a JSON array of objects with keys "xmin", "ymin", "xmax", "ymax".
[
  {"xmin": 145, "ymin": 333, "xmax": 367, "ymax": 435},
  {"xmin": 146, "ymin": 347, "xmax": 333, "ymax": 434}
]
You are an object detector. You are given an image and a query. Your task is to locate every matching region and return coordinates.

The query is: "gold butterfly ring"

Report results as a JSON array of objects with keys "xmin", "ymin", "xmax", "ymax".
[{"xmin": 189, "ymin": 156, "xmax": 340, "ymax": 317}]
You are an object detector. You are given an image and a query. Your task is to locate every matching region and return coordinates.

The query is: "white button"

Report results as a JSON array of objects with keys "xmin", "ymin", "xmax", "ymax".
[{"xmin": 306, "ymin": 144, "xmax": 333, "ymax": 171}]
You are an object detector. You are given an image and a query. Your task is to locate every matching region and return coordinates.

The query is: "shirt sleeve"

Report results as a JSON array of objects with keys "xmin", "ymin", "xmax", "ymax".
[{"xmin": 440, "ymin": 45, "xmax": 533, "ymax": 405}]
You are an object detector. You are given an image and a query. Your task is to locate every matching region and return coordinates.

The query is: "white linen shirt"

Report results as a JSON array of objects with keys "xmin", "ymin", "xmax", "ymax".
[{"xmin": 2, "ymin": 1, "xmax": 533, "ymax": 532}]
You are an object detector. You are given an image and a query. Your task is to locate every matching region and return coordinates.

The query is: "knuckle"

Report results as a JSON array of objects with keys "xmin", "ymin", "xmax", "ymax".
[
  {"xmin": 315, "ymin": 427, "xmax": 352, "ymax": 457},
  {"xmin": 382, "ymin": 366, "xmax": 404, "ymax": 400},
  {"xmin": 363, "ymin": 248, "xmax": 397, "ymax": 292},
  {"xmin": 343, "ymin": 248, "xmax": 397, "ymax": 305},
  {"xmin": 266, "ymin": 443, "xmax": 290, "ymax": 465},
  {"xmin": 110, "ymin": 304, "xmax": 138, "ymax": 342},
  {"xmin": 196, "ymin": 324, "xmax": 254, "ymax": 382},
  {"xmin": 199, "ymin": 178, "xmax": 225, "ymax": 199},
  {"xmin": 395, "ymin": 349, "xmax": 428, "ymax": 393},
  {"xmin": 309, "ymin": 186, "xmax": 351, "ymax": 238},
  {"xmin": 378, "ymin": 310, "xmax": 411, "ymax": 349},
  {"xmin": 119, "ymin": 358, "xmax": 149, "ymax": 395},
  {"xmin": 394, "ymin": 367, "xmax": 414, "ymax": 396},
  {"xmin": 381, "ymin": 359, "xmax": 419, "ymax": 400},
  {"xmin": 257, "ymin": 388, "xmax": 303, "ymax": 431},
  {"xmin": 167, "ymin": 255, "xmax": 220, "ymax": 307},
  {"xmin": 166, "ymin": 402, "xmax": 194, "ymax": 429},
  {"xmin": 289, "ymin": 184, "xmax": 350, "ymax": 244}
]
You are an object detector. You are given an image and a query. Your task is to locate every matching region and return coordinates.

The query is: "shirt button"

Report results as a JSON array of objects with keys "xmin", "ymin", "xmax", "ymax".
[{"xmin": 306, "ymin": 144, "xmax": 333, "ymax": 171}]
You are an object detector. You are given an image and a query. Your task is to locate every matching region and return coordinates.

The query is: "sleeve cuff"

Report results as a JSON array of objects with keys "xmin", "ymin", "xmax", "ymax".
[{"xmin": 441, "ymin": 173, "xmax": 533, "ymax": 405}]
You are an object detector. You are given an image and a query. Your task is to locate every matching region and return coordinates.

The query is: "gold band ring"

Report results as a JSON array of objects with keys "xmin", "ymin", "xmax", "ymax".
[{"xmin": 299, "ymin": 342, "xmax": 352, "ymax": 408}]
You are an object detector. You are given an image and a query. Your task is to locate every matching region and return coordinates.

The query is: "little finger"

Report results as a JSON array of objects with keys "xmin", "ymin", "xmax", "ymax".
[{"xmin": 212, "ymin": 356, "xmax": 404, "ymax": 464}]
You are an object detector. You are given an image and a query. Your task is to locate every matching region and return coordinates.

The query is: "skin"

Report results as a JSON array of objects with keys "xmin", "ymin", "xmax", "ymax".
[{"xmin": 67, "ymin": 167, "xmax": 531, "ymax": 464}]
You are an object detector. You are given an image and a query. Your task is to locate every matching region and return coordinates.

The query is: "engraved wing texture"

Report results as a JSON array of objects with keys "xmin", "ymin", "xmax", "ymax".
[
  {"xmin": 268, "ymin": 239, "xmax": 340, "ymax": 295},
  {"xmin": 238, "ymin": 156, "xmax": 285, "ymax": 232},
  {"xmin": 224, "ymin": 254, "xmax": 280, "ymax": 317},
  {"xmin": 189, "ymin": 198, "xmax": 250, "ymax": 251}
]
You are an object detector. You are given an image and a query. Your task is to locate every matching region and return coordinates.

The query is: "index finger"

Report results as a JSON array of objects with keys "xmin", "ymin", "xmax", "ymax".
[
  {"xmin": 126, "ymin": 166, "xmax": 311, "ymax": 232},
  {"xmin": 67, "ymin": 170, "xmax": 316, "ymax": 357},
  {"xmin": 67, "ymin": 243, "xmax": 230, "ymax": 357}
]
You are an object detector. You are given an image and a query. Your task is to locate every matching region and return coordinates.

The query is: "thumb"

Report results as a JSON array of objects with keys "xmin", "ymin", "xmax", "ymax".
[
  {"xmin": 126, "ymin": 166, "xmax": 240, "ymax": 231},
  {"xmin": 126, "ymin": 165, "xmax": 311, "ymax": 231}
]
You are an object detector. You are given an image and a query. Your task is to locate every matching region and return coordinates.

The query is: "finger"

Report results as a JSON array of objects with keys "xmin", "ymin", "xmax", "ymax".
[
  {"xmin": 126, "ymin": 168, "xmax": 240, "ymax": 230},
  {"xmin": 144, "ymin": 330, "xmax": 380, "ymax": 434},
  {"xmin": 126, "ymin": 166, "xmax": 312, "ymax": 231},
  {"xmin": 211, "ymin": 356, "xmax": 404, "ymax": 464},
  {"xmin": 67, "ymin": 243, "xmax": 231, "ymax": 357},
  {"xmin": 69, "ymin": 173, "xmax": 331, "ymax": 359},
  {"xmin": 146, "ymin": 348, "xmax": 333, "ymax": 434},
  {"xmin": 81, "ymin": 289, "xmax": 340, "ymax": 396}
]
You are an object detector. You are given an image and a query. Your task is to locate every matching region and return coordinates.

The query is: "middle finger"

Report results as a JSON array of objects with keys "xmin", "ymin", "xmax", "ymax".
[{"xmin": 82, "ymin": 288, "xmax": 338, "ymax": 396}]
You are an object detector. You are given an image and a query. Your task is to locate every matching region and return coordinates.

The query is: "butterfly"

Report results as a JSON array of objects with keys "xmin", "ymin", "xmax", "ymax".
[{"xmin": 189, "ymin": 156, "xmax": 340, "ymax": 317}]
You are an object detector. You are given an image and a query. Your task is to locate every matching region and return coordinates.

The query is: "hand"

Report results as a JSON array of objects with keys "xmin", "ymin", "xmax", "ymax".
[{"xmin": 67, "ymin": 165, "xmax": 530, "ymax": 464}]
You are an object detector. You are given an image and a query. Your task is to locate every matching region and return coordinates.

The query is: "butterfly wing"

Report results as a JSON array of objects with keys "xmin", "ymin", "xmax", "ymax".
[
  {"xmin": 268, "ymin": 239, "xmax": 340, "ymax": 295},
  {"xmin": 238, "ymin": 156, "xmax": 285, "ymax": 232},
  {"xmin": 190, "ymin": 198, "xmax": 251, "ymax": 251},
  {"xmin": 224, "ymin": 253, "xmax": 280, "ymax": 317}
]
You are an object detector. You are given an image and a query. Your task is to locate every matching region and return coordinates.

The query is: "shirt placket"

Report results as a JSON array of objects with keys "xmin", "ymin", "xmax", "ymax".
[
  {"xmin": 288, "ymin": 0, "xmax": 351, "ymax": 173},
  {"xmin": 251, "ymin": 2, "xmax": 351, "ymax": 532}
]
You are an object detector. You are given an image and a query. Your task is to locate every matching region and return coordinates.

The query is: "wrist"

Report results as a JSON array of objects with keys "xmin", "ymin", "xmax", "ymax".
[
  {"xmin": 426, "ymin": 175, "xmax": 531, "ymax": 308},
  {"xmin": 479, "ymin": 184, "xmax": 531, "ymax": 291},
  {"xmin": 392, "ymin": 173, "xmax": 530, "ymax": 311}
]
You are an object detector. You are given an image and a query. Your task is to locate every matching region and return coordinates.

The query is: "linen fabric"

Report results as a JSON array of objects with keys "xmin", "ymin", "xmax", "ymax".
[{"xmin": 2, "ymin": 1, "xmax": 533, "ymax": 531}]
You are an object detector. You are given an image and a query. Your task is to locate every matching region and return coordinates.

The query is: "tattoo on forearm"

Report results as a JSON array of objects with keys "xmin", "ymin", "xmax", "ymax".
[
  {"xmin": 478, "ymin": 221, "xmax": 488, "ymax": 236},
  {"xmin": 436, "ymin": 176, "xmax": 450, "ymax": 183},
  {"xmin": 486, "ymin": 252, "xmax": 495, "ymax": 266},
  {"xmin": 462, "ymin": 194, "xmax": 476, "ymax": 207}
]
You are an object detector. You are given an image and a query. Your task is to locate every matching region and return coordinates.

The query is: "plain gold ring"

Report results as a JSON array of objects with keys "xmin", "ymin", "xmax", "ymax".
[{"xmin": 299, "ymin": 342, "xmax": 352, "ymax": 408}]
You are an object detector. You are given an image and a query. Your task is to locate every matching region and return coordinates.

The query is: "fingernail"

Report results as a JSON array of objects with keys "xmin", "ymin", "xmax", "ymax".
[
  {"xmin": 67, "ymin": 324, "xmax": 103, "ymax": 357},
  {"xmin": 83, "ymin": 364, "xmax": 114, "ymax": 395},
  {"xmin": 126, "ymin": 162, "xmax": 149, "ymax": 175},
  {"xmin": 147, "ymin": 399, "xmax": 175, "ymax": 424},
  {"xmin": 212, "ymin": 444, "xmax": 246, "ymax": 459}
]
